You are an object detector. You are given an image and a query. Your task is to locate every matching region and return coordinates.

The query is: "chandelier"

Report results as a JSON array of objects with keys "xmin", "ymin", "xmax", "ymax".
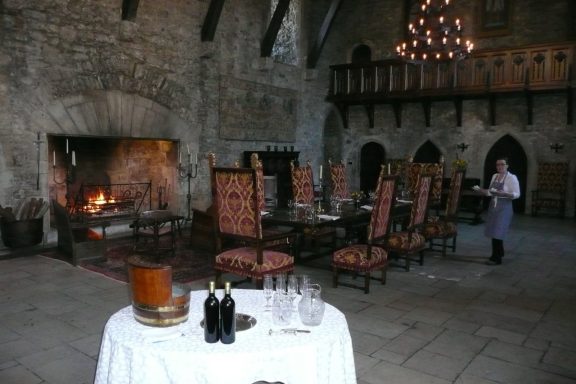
[{"xmin": 396, "ymin": 0, "xmax": 473, "ymax": 62}]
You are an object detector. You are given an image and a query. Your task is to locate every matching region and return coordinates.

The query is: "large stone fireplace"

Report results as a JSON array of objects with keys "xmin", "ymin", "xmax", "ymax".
[{"xmin": 48, "ymin": 135, "xmax": 180, "ymax": 223}]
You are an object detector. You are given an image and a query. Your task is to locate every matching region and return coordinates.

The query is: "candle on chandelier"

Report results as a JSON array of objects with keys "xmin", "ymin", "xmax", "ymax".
[
  {"xmin": 72, "ymin": 150, "xmax": 76, "ymax": 166},
  {"xmin": 53, "ymin": 150, "xmax": 56, "ymax": 167},
  {"xmin": 66, "ymin": 139, "xmax": 69, "ymax": 154}
]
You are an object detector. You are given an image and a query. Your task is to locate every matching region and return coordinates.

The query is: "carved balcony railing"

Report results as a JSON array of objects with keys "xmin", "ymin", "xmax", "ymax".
[{"xmin": 327, "ymin": 41, "xmax": 575, "ymax": 128}]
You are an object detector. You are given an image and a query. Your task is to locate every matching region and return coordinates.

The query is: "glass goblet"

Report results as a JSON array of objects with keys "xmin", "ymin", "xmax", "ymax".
[
  {"xmin": 263, "ymin": 274, "xmax": 274, "ymax": 310},
  {"xmin": 287, "ymin": 275, "xmax": 298, "ymax": 310}
]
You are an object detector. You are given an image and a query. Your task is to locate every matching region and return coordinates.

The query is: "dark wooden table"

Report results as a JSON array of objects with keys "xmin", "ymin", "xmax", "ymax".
[
  {"xmin": 263, "ymin": 201, "xmax": 412, "ymax": 261},
  {"xmin": 132, "ymin": 210, "xmax": 184, "ymax": 257}
]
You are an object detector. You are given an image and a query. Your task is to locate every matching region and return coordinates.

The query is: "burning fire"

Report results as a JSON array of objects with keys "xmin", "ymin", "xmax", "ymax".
[{"xmin": 83, "ymin": 191, "xmax": 116, "ymax": 213}]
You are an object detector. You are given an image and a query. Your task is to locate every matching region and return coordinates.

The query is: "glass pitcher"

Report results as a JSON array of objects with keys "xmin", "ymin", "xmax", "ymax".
[{"xmin": 298, "ymin": 283, "xmax": 325, "ymax": 326}]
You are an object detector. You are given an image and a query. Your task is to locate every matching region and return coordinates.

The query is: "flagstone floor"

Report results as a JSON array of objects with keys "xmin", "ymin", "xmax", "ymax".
[{"xmin": 0, "ymin": 214, "xmax": 575, "ymax": 383}]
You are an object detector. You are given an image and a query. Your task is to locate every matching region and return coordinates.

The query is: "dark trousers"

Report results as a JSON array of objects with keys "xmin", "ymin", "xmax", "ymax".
[{"xmin": 491, "ymin": 238, "xmax": 504, "ymax": 261}]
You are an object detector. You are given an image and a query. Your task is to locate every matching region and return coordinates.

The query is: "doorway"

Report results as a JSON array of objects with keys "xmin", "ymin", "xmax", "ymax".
[
  {"xmin": 413, "ymin": 140, "xmax": 443, "ymax": 163},
  {"xmin": 360, "ymin": 142, "xmax": 386, "ymax": 193},
  {"xmin": 483, "ymin": 135, "xmax": 527, "ymax": 213}
]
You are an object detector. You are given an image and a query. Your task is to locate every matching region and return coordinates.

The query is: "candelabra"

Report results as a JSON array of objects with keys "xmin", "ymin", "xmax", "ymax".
[
  {"xmin": 178, "ymin": 154, "xmax": 198, "ymax": 220},
  {"xmin": 53, "ymin": 149, "xmax": 76, "ymax": 206}
]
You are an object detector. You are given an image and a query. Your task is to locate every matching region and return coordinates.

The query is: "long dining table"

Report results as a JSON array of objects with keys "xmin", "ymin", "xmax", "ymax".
[{"xmin": 262, "ymin": 200, "xmax": 412, "ymax": 261}]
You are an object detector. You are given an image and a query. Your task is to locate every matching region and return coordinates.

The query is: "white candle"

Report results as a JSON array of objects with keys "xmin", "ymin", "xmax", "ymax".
[
  {"xmin": 187, "ymin": 144, "xmax": 190, "ymax": 155},
  {"xmin": 194, "ymin": 152, "xmax": 198, "ymax": 165},
  {"xmin": 388, "ymin": 163, "xmax": 391, "ymax": 175},
  {"xmin": 178, "ymin": 146, "xmax": 181, "ymax": 164},
  {"xmin": 319, "ymin": 165, "xmax": 323, "ymax": 180},
  {"xmin": 72, "ymin": 151, "xmax": 76, "ymax": 166},
  {"xmin": 53, "ymin": 150, "xmax": 56, "ymax": 167},
  {"xmin": 66, "ymin": 139, "xmax": 69, "ymax": 154}
]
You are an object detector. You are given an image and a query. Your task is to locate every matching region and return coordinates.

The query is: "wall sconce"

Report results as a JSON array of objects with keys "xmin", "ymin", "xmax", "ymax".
[
  {"xmin": 550, "ymin": 143, "xmax": 564, "ymax": 153},
  {"xmin": 456, "ymin": 143, "xmax": 469, "ymax": 153}
]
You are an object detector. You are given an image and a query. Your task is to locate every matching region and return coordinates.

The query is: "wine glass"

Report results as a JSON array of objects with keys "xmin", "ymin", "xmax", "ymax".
[
  {"xmin": 287, "ymin": 275, "xmax": 298, "ymax": 310},
  {"xmin": 275, "ymin": 273, "xmax": 286, "ymax": 293},
  {"xmin": 263, "ymin": 275, "xmax": 274, "ymax": 310}
]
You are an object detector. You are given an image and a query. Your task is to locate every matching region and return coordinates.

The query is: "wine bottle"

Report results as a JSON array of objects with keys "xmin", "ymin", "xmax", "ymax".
[
  {"xmin": 204, "ymin": 281, "xmax": 220, "ymax": 343},
  {"xmin": 220, "ymin": 281, "xmax": 236, "ymax": 344}
]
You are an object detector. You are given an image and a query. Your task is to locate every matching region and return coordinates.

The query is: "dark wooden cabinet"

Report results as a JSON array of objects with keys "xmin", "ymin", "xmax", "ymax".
[{"xmin": 243, "ymin": 151, "xmax": 299, "ymax": 208}]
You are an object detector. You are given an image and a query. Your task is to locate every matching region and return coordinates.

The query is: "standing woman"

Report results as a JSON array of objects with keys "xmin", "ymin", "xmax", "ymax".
[{"xmin": 473, "ymin": 157, "xmax": 521, "ymax": 265}]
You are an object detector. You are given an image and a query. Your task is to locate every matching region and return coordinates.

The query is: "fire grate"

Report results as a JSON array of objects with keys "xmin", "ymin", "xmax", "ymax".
[{"xmin": 70, "ymin": 182, "xmax": 152, "ymax": 223}]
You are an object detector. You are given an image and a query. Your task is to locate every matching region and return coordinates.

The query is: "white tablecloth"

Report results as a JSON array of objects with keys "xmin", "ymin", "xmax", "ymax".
[{"xmin": 95, "ymin": 289, "xmax": 356, "ymax": 384}]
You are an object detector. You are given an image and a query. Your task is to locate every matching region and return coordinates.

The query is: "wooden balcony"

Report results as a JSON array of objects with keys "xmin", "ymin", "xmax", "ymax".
[{"xmin": 327, "ymin": 41, "xmax": 575, "ymax": 128}]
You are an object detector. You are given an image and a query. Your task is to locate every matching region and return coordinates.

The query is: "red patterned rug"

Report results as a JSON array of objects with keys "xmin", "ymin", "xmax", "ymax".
[{"xmin": 41, "ymin": 236, "xmax": 215, "ymax": 284}]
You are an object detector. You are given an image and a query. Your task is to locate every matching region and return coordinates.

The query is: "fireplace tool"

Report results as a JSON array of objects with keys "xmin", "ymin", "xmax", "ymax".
[{"xmin": 177, "ymin": 152, "xmax": 198, "ymax": 221}]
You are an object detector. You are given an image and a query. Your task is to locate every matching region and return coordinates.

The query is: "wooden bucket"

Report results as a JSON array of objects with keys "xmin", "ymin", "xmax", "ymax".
[{"xmin": 127, "ymin": 257, "xmax": 191, "ymax": 327}]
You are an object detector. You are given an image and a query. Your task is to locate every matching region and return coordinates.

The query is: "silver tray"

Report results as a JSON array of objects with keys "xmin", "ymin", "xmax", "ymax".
[{"xmin": 200, "ymin": 313, "xmax": 257, "ymax": 332}]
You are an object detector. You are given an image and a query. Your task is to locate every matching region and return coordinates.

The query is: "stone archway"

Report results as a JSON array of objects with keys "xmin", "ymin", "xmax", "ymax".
[
  {"xmin": 360, "ymin": 142, "xmax": 386, "ymax": 193},
  {"xmin": 413, "ymin": 140, "xmax": 443, "ymax": 163}
]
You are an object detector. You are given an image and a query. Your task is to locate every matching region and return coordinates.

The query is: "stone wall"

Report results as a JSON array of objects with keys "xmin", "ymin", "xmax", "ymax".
[{"xmin": 1, "ymin": 0, "xmax": 575, "ymax": 231}]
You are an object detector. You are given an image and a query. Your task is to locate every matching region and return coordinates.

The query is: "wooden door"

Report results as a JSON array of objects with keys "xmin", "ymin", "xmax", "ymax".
[{"xmin": 360, "ymin": 142, "xmax": 386, "ymax": 193}]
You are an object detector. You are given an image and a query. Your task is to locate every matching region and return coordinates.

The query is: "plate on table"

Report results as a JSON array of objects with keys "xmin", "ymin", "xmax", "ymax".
[{"xmin": 200, "ymin": 313, "xmax": 257, "ymax": 331}]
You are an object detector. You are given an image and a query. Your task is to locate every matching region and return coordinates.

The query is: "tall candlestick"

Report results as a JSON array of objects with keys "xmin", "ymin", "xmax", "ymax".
[
  {"xmin": 53, "ymin": 150, "xmax": 56, "ymax": 167},
  {"xmin": 66, "ymin": 139, "xmax": 69, "ymax": 154},
  {"xmin": 72, "ymin": 151, "xmax": 76, "ymax": 166}
]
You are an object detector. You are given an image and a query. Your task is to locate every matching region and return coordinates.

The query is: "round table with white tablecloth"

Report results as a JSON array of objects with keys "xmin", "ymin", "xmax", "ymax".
[{"xmin": 95, "ymin": 288, "xmax": 356, "ymax": 384}]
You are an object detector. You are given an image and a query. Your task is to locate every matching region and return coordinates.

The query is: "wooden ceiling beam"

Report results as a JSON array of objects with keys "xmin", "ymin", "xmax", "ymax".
[
  {"xmin": 201, "ymin": 0, "xmax": 226, "ymax": 42},
  {"xmin": 261, "ymin": 0, "xmax": 291, "ymax": 57},
  {"xmin": 306, "ymin": 0, "xmax": 343, "ymax": 69}
]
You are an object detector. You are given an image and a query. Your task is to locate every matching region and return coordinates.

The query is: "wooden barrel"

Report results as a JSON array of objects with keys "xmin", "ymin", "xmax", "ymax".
[
  {"xmin": 127, "ymin": 256, "xmax": 191, "ymax": 327},
  {"xmin": 0, "ymin": 218, "xmax": 43, "ymax": 248}
]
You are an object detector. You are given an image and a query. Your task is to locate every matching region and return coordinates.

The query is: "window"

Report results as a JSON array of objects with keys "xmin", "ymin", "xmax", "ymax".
[{"xmin": 271, "ymin": 0, "xmax": 299, "ymax": 65}]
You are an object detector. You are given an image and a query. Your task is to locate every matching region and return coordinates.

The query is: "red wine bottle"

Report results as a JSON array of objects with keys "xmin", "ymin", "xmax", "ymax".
[
  {"xmin": 204, "ymin": 281, "xmax": 220, "ymax": 343},
  {"xmin": 220, "ymin": 281, "xmax": 236, "ymax": 344}
]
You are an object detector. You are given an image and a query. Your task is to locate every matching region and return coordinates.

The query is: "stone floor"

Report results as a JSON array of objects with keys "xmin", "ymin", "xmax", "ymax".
[{"xmin": 0, "ymin": 214, "xmax": 575, "ymax": 384}]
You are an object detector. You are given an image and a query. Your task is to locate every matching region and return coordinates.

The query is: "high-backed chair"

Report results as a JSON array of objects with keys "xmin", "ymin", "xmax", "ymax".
[
  {"xmin": 332, "ymin": 166, "xmax": 397, "ymax": 294},
  {"xmin": 212, "ymin": 166, "xmax": 294, "ymax": 287},
  {"xmin": 328, "ymin": 159, "xmax": 350, "ymax": 200},
  {"xmin": 405, "ymin": 158, "xmax": 444, "ymax": 209},
  {"xmin": 290, "ymin": 160, "xmax": 315, "ymax": 205},
  {"xmin": 384, "ymin": 171, "xmax": 433, "ymax": 271},
  {"xmin": 531, "ymin": 162, "xmax": 569, "ymax": 217},
  {"xmin": 52, "ymin": 199, "xmax": 109, "ymax": 266},
  {"xmin": 290, "ymin": 160, "xmax": 336, "ymax": 250},
  {"xmin": 423, "ymin": 167, "xmax": 466, "ymax": 257}
]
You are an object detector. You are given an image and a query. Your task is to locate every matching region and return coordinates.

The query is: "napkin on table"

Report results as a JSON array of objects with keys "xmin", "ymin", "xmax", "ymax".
[
  {"xmin": 317, "ymin": 214, "xmax": 340, "ymax": 221},
  {"xmin": 260, "ymin": 211, "xmax": 271, "ymax": 216},
  {"xmin": 397, "ymin": 199, "xmax": 413, "ymax": 204},
  {"xmin": 360, "ymin": 205, "xmax": 373, "ymax": 211}
]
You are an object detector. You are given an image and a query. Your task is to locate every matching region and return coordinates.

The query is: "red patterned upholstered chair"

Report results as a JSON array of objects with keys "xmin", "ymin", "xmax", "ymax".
[
  {"xmin": 290, "ymin": 160, "xmax": 336, "ymax": 250},
  {"xmin": 531, "ymin": 162, "xmax": 569, "ymax": 217},
  {"xmin": 212, "ymin": 167, "xmax": 294, "ymax": 287},
  {"xmin": 332, "ymin": 166, "xmax": 397, "ymax": 294},
  {"xmin": 250, "ymin": 153, "xmax": 295, "ymax": 252},
  {"xmin": 328, "ymin": 159, "xmax": 350, "ymax": 200},
  {"xmin": 384, "ymin": 171, "xmax": 433, "ymax": 271},
  {"xmin": 423, "ymin": 167, "xmax": 466, "ymax": 257},
  {"xmin": 290, "ymin": 160, "xmax": 315, "ymax": 206},
  {"xmin": 406, "ymin": 158, "xmax": 444, "ymax": 210}
]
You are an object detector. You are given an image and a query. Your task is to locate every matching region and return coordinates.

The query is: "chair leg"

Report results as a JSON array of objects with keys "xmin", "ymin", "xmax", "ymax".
[
  {"xmin": 332, "ymin": 267, "xmax": 339, "ymax": 288},
  {"xmin": 452, "ymin": 236, "xmax": 457, "ymax": 252},
  {"xmin": 419, "ymin": 250, "xmax": 424, "ymax": 266},
  {"xmin": 381, "ymin": 266, "xmax": 387, "ymax": 285},
  {"xmin": 364, "ymin": 272, "xmax": 370, "ymax": 294},
  {"xmin": 442, "ymin": 238, "xmax": 447, "ymax": 258},
  {"xmin": 405, "ymin": 255, "xmax": 410, "ymax": 271}
]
